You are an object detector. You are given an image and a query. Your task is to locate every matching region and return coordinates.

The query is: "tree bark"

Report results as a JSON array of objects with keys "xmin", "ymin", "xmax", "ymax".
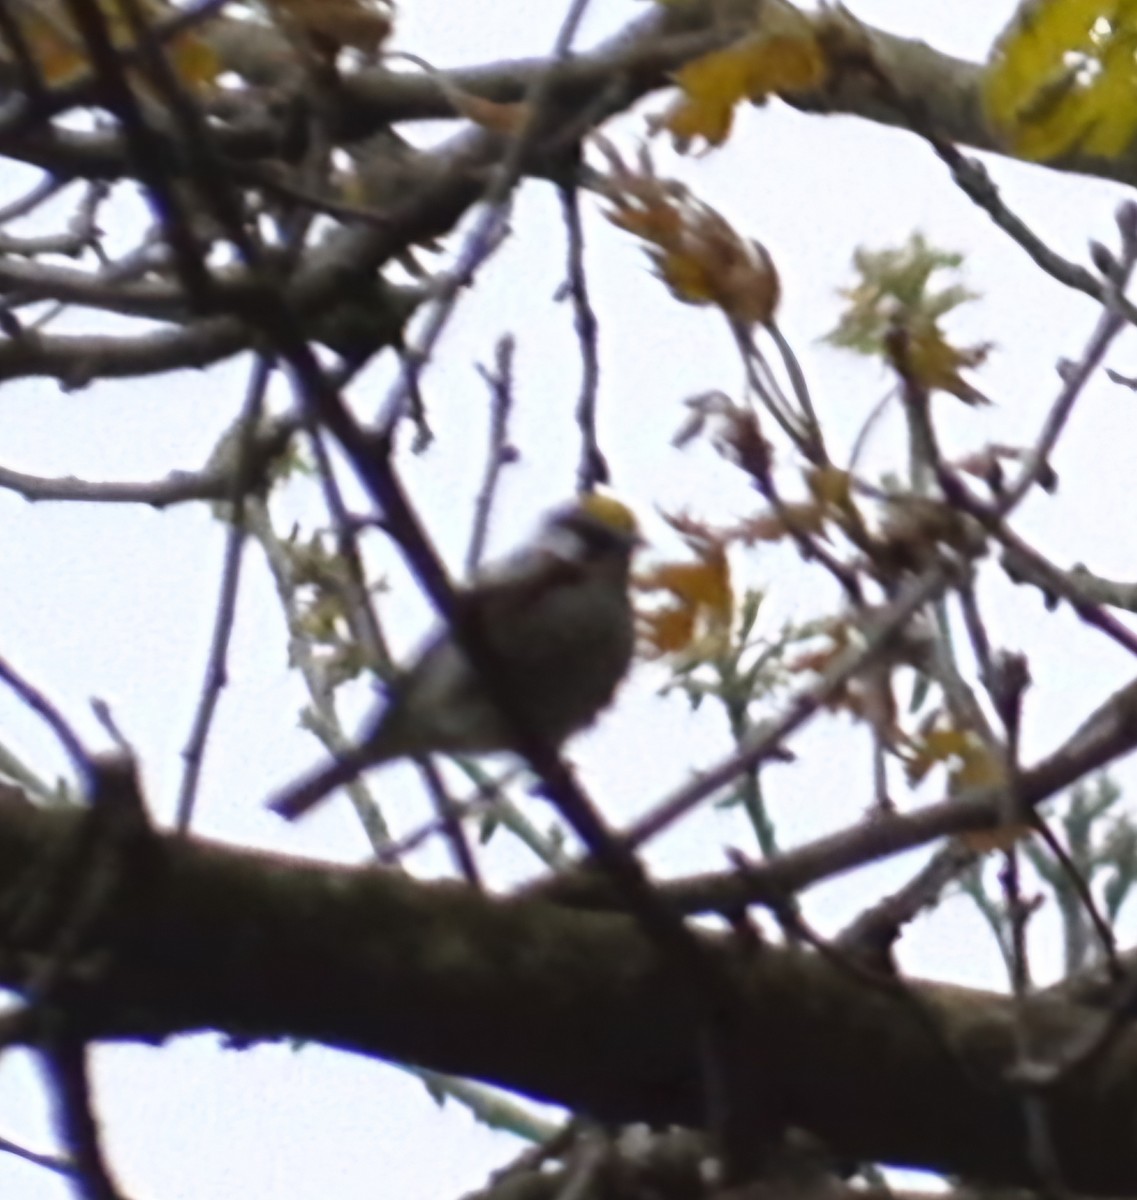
[{"xmin": 1, "ymin": 791, "xmax": 1135, "ymax": 1194}]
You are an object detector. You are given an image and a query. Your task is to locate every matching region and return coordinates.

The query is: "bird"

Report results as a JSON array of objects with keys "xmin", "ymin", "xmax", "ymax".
[{"xmin": 269, "ymin": 494, "xmax": 642, "ymax": 820}]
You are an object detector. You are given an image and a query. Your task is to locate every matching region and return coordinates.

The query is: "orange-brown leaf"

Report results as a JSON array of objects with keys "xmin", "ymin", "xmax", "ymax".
[
  {"xmin": 639, "ymin": 605, "xmax": 696, "ymax": 657},
  {"xmin": 637, "ymin": 530, "xmax": 733, "ymax": 659},
  {"xmin": 596, "ymin": 141, "xmax": 779, "ymax": 326},
  {"xmin": 639, "ymin": 557, "xmax": 730, "ymax": 621}
]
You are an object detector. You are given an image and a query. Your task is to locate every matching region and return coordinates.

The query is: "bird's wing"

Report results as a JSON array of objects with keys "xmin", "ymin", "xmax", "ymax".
[{"xmin": 463, "ymin": 548, "xmax": 589, "ymax": 621}]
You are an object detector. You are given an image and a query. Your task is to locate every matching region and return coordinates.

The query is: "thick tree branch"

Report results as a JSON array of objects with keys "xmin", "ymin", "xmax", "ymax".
[
  {"xmin": 2, "ymin": 5, "xmax": 1129, "ymax": 397},
  {"xmin": 0, "ymin": 794, "xmax": 1136, "ymax": 1193},
  {"xmin": 9, "ymin": 6, "xmax": 1135, "ymax": 203}
]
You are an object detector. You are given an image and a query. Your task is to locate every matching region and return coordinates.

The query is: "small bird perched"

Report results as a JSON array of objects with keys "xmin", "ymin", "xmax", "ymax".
[{"xmin": 270, "ymin": 494, "xmax": 642, "ymax": 820}]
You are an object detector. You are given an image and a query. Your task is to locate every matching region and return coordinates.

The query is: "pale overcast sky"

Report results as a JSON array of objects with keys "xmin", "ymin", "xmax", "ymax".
[{"xmin": 3, "ymin": 2, "xmax": 1136, "ymax": 1197}]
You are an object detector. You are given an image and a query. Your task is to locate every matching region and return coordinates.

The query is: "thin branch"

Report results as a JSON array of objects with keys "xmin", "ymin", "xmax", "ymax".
[
  {"xmin": 0, "ymin": 1132, "xmax": 76, "ymax": 1180},
  {"xmin": 42, "ymin": 1038, "xmax": 126, "ymax": 1200},
  {"xmin": 416, "ymin": 758, "xmax": 484, "ymax": 889},
  {"xmin": 0, "ymin": 651, "xmax": 88, "ymax": 783},
  {"xmin": 767, "ymin": 319, "xmax": 825, "ymax": 462},
  {"xmin": 0, "ymin": 176, "xmax": 63, "ymax": 225},
  {"xmin": 0, "ymin": 315, "xmax": 251, "ymax": 387},
  {"xmin": 935, "ymin": 142, "xmax": 1137, "ymax": 327},
  {"xmin": 1030, "ymin": 813, "xmax": 1121, "ymax": 983},
  {"xmin": 175, "ymin": 356, "xmax": 272, "ymax": 832},
  {"xmin": 836, "ymin": 841, "xmax": 975, "ymax": 954},
  {"xmin": 950, "ymin": 201, "xmax": 1137, "ymax": 520},
  {"xmin": 467, "ymin": 333, "xmax": 517, "ymax": 576},
  {"xmin": 376, "ymin": 0, "xmax": 598, "ymax": 436},
  {"xmin": 731, "ymin": 321, "xmax": 809, "ymax": 448},
  {"xmin": 558, "ymin": 184, "xmax": 607, "ymax": 491},
  {"xmin": 0, "ymin": 419, "xmax": 295, "ymax": 507},
  {"xmin": 533, "ymin": 672, "xmax": 1137, "ymax": 917},
  {"xmin": 995, "ymin": 522, "xmax": 1137, "ymax": 661}
]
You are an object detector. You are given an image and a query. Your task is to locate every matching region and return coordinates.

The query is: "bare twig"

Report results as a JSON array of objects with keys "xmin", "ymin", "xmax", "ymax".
[
  {"xmin": 1029, "ymin": 813, "xmax": 1121, "ymax": 983},
  {"xmin": 0, "ymin": 420, "xmax": 295, "ymax": 507},
  {"xmin": 0, "ymin": 652, "xmax": 88, "ymax": 782},
  {"xmin": 558, "ymin": 184, "xmax": 607, "ymax": 491},
  {"xmin": 416, "ymin": 758, "xmax": 484, "ymax": 888},
  {"xmin": 997, "ymin": 203, "xmax": 1137, "ymax": 514},
  {"xmin": 534, "ymin": 673, "xmax": 1137, "ymax": 917},
  {"xmin": 175, "ymin": 355, "xmax": 272, "ymax": 832},
  {"xmin": 731, "ymin": 321, "xmax": 809, "ymax": 448},
  {"xmin": 0, "ymin": 176, "xmax": 64, "ymax": 226},
  {"xmin": 936, "ymin": 143, "xmax": 1137, "ymax": 329},
  {"xmin": 996, "ymin": 523, "xmax": 1137, "ymax": 661},
  {"xmin": 376, "ymin": 0, "xmax": 598, "ymax": 436},
  {"xmin": 0, "ymin": 1132, "xmax": 76, "ymax": 1179},
  {"xmin": 43, "ymin": 1038, "xmax": 126, "ymax": 1200},
  {"xmin": 467, "ymin": 333, "xmax": 518, "ymax": 576},
  {"xmin": 836, "ymin": 841, "xmax": 974, "ymax": 954}
]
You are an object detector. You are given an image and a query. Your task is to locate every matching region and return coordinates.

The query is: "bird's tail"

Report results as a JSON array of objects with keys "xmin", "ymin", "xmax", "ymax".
[{"xmin": 267, "ymin": 749, "xmax": 373, "ymax": 820}]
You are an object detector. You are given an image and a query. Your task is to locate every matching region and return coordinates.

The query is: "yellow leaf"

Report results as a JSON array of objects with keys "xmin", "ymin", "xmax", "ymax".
[
  {"xmin": 983, "ymin": 0, "xmax": 1137, "ymax": 160},
  {"xmin": 951, "ymin": 740, "xmax": 1007, "ymax": 793},
  {"xmin": 640, "ymin": 557, "xmax": 730, "ymax": 620},
  {"xmin": 656, "ymin": 227, "xmax": 780, "ymax": 324},
  {"xmin": 639, "ymin": 605, "xmax": 695, "ymax": 656},
  {"xmin": 1085, "ymin": 24, "xmax": 1137, "ymax": 153},
  {"xmin": 905, "ymin": 323, "xmax": 991, "ymax": 405},
  {"xmin": 905, "ymin": 725, "xmax": 974, "ymax": 786},
  {"xmin": 667, "ymin": 42, "xmax": 754, "ymax": 148},
  {"xmin": 662, "ymin": 19, "xmax": 827, "ymax": 151},
  {"xmin": 905, "ymin": 725, "xmax": 1008, "ymax": 788},
  {"xmin": 904, "ymin": 724, "xmax": 1011, "ymax": 816},
  {"xmin": 806, "ymin": 465, "xmax": 852, "ymax": 509},
  {"xmin": 924, "ymin": 726, "xmax": 975, "ymax": 759}
]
